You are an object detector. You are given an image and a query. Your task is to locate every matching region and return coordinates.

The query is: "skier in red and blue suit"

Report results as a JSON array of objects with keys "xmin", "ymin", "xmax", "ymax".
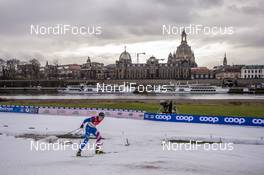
[{"xmin": 76, "ymin": 112, "xmax": 105, "ymax": 156}]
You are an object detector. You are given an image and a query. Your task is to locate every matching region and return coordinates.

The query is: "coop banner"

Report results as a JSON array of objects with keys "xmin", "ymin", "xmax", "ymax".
[
  {"xmin": 144, "ymin": 113, "xmax": 264, "ymax": 127},
  {"xmin": 0, "ymin": 105, "xmax": 39, "ymax": 114}
]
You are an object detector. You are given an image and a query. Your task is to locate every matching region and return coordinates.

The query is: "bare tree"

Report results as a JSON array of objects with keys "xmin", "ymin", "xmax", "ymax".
[
  {"xmin": 52, "ymin": 59, "xmax": 59, "ymax": 78},
  {"xmin": 29, "ymin": 59, "xmax": 40, "ymax": 79},
  {"xmin": 6, "ymin": 59, "xmax": 20, "ymax": 79},
  {"xmin": 0, "ymin": 59, "xmax": 6, "ymax": 79}
]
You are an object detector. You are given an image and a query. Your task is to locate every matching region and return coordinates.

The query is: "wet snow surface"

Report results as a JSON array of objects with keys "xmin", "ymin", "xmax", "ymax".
[{"xmin": 0, "ymin": 112, "xmax": 264, "ymax": 175}]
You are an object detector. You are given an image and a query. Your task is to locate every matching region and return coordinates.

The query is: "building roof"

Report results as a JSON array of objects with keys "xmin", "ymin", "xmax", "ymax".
[
  {"xmin": 105, "ymin": 64, "xmax": 116, "ymax": 68},
  {"xmin": 147, "ymin": 56, "xmax": 159, "ymax": 64},
  {"xmin": 242, "ymin": 65, "xmax": 264, "ymax": 69},
  {"xmin": 191, "ymin": 67, "xmax": 209, "ymax": 74}
]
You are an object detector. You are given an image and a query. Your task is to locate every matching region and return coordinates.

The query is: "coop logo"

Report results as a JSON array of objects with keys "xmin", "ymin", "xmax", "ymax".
[
  {"xmin": 252, "ymin": 119, "xmax": 264, "ymax": 125},
  {"xmin": 224, "ymin": 117, "xmax": 246, "ymax": 125},
  {"xmin": 24, "ymin": 107, "xmax": 38, "ymax": 114},
  {"xmin": 199, "ymin": 116, "xmax": 219, "ymax": 123},
  {"xmin": 24, "ymin": 108, "xmax": 29, "ymax": 112},
  {"xmin": 176, "ymin": 115, "xmax": 194, "ymax": 122},
  {"xmin": 155, "ymin": 115, "xmax": 172, "ymax": 121}
]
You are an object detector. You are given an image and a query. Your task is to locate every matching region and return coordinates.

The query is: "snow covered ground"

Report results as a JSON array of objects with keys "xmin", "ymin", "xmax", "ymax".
[{"xmin": 0, "ymin": 112, "xmax": 264, "ymax": 175}]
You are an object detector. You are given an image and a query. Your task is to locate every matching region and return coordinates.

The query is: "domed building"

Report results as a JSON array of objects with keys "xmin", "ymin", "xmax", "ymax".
[
  {"xmin": 116, "ymin": 47, "xmax": 132, "ymax": 79},
  {"xmin": 114, "ymin": 30, "xmax": 197, "ymax": 80},
  {"xmin": 80, "ymin": 57, "xmax": 104, "ymax": 79},
  {"xmin": 118, "ymin": 49, "xmax": 132, "ymax": 64},
  {"xmin": 147, "ymin": 56, "xmax": 159, "ymax": 65},
  {"xmin": 168, "ymin": 29, "xmax": 197, "ymax": 67}
]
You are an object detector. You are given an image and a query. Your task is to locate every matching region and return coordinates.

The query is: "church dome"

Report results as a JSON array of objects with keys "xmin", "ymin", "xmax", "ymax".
[
  {"xmin": 176, "ymin": 29, "xmax": 193, "ymax": 59},
  {"xmin": 147, "ymin": 56, "xmax": 159, "ymax": 64},
  {"xmin": 119, "ymin": 50, "xmax": 131, "ymax": 61},
  {"xmin": 175, "ymin": 43, "xmax": 194, "ymax": 59},
  {"xmin": 167, "ymin": 29, "xmax": 197, "ymax": 67}
]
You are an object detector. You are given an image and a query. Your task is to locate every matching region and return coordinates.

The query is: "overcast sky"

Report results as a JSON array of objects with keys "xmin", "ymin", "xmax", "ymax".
[{"xmin": 0, "ymin": 0, "xmax": 263, "ymax": 68}]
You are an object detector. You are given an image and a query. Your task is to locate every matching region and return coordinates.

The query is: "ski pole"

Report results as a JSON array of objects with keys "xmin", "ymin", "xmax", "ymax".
[{"xmin": 66, "ymin": 128, "xmax": 81, "ymax": 135}]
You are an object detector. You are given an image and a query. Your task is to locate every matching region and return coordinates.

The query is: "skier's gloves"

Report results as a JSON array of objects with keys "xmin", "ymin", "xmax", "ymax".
[{"xmin": 80, "ymin": 124, "xmax": 84, "ymax": 128}]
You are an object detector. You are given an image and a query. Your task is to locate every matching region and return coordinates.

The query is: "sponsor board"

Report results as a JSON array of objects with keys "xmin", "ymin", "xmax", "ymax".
[
  {"xmin": 0, "ymin": 105, "xmax": 39, "ymax": 114},
  {"xmin": 2, "ymin": 105, "xmax": 260, "ymax": 126},
  {"xmin": 144, "ymin": 113, "xmax": 264, "ymax": 127}
]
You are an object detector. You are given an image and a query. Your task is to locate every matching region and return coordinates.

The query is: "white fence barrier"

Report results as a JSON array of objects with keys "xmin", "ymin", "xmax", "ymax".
[{"xmin": 38, "ymin": 106, "xmax": 144, "ymax": 120}]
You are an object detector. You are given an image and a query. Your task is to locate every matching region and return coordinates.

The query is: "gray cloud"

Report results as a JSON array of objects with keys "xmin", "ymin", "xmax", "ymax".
[{"xmin": 0, "ymin": 0, "xmax": 263, "ymax": 67}]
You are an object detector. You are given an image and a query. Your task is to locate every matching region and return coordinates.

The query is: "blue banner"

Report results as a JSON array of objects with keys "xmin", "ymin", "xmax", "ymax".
[
  {"xmin": 0, "ymin": 105, "xmax": 39, "ymax": 114},
  {"xmin": 144, "ymin": 113, "xmax": 264, "ymax": 127}
]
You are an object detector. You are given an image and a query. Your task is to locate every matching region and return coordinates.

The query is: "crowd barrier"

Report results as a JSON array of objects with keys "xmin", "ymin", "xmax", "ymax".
[
  {"xmin": 1, "ymin": 105, "xmax": 263, "ymax": 127},
  {"xmin": 144, "ymin": 113, "xmax": 264, "ymax": 127},
  {"xmin": 38, "ymin": 106, "xmax": 144, "ymax": 120}
]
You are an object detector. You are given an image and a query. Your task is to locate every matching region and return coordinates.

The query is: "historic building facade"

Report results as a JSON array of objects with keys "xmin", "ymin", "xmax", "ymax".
[
  {"xmin": 115, "ymin": 30, "xmax": 197, "ymax": 80},
  {"xmin": 80, "ymin": 57, "xmax": 104, "ymax": 80},
  {"xmin": 191, "ymin": 67, "xmax": 215, "ymax": 79},
  {"xmin": 241, "ymin": 65, "xmax": 264, "ymax": 79},
  {"xmin": 213, "ymin": 54, "xmax": 245, "ymax": 80}
]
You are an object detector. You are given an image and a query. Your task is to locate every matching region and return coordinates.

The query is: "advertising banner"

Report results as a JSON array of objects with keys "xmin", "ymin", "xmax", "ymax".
[
  {"xmin": 0, "ymin": 105, "xmax": 39, "ymax": 114},
  {"xmin": 144, "ymin": 113, "xmax": 264, "ymax": 127}
]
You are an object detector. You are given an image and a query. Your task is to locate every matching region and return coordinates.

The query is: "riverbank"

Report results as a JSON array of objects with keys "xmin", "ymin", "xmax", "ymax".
[
  {"xmin": 1, "ymin": 78, "xmax": 264, "ymax": 87},
  {"xmin": 0, "ymin": 98, "xmax": 263, "ymax": 117}
]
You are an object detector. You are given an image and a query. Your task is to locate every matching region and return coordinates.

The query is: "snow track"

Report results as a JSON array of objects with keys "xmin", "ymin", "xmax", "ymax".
[{"xmin": 0, "ymin": 112, "xmax": 264, "ymax": 175}]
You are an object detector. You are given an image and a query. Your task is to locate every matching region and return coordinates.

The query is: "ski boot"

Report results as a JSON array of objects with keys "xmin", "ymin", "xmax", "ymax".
[
  {"xmin": 95, "ymin": 147, "xmax": 105, "ymax": 154},
  {"xmin": 95, "ymin": 149, "xmax": 105, "ymax": 154},
  {"xmin": 76, "ymin": 149, "xmax": 82, "ymax": 156}
]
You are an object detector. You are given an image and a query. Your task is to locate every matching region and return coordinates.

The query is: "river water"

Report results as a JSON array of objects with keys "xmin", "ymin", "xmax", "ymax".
[{"xmin": 1, "ymin": 93, "xmax": 264, "ymax": 100}]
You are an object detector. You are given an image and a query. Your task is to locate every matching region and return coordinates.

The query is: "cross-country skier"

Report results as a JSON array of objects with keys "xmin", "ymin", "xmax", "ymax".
[{"xmin": 76, "ymin": 112, "xmax": 105, "ymax": 156}]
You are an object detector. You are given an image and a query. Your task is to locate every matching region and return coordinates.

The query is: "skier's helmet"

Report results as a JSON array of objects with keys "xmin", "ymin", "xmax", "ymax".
[{"xmin": 98, "ymin": 112, "xmax": 105, "ymax": 117}]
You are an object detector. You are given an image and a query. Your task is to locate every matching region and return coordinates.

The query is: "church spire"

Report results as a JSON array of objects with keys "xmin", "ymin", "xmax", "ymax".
[
  {"xmin": 223, "ymin": 52, "xmax": 227, "ymax": 66},
  {"xmin": 87, "ymin": 56, "xmax": 91, "ymax": 63}
]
